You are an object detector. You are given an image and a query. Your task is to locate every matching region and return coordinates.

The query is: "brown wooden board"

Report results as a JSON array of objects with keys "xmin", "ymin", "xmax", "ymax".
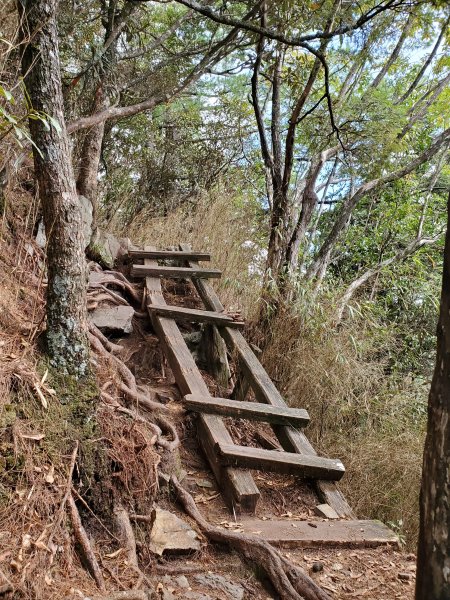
[
  {"xmin": 237, "ymin": 518, "xmax": 399, "ymax": 548},
  {"xmin": 216, "ymin": 443, "xmax": 345, "ymax": 480},
  {"xmin": 147, "ymin": 305, "xmax": 245, "ymax": 328},
  {"xmin": 144, "ymin": 248, "xmax": 260, "ymax": 513},
  {"xmin": 184, "ymin": 394, "xmax": 310, "ymax": 427},
  {"xmin": 129, "ymin": 249, "xmax": 211, "ymax": 261},
  {"xmin": 132, "ymin": 265, "xmax": 221, "ymax": 279},
  {"xmin": 180, "ymin": 244, "xmax": 354, "ymax": 518}
]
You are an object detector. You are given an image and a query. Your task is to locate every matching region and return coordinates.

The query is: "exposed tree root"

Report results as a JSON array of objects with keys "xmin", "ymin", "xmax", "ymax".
[
  {"xmin": 89, "ymin": 322, "xmax": 124, "ymax": 355},
  {"xmin": 153, "ymin": 415, "xmax": 180, "ymax": 452},
  {"xmin": 89, "ymin": 333, "xmax": 168, "ymax": 413},
  {"xmin": 67, "ymin": 494, "xmax": 106, "ymax": 591},
  {"xmin": 170, "ymin": 475, "xmax": 331, "ymax": 600}
]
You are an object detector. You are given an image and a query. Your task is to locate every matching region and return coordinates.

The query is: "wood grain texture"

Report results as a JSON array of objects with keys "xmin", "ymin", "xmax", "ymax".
[
  {"xmin": 132, "ymin": 265, "xmax": 221, "ymax": 279},
  {"xmin": 184, "ymin": 394, "xmax": 310, "ymax": 427},
  {"xmin": 147, "ymin": 304, "xmax": 245, "ymax": 328},
  {"xmin": 216, "ymin": 443, "xmax": 345, "ymax": 480}
]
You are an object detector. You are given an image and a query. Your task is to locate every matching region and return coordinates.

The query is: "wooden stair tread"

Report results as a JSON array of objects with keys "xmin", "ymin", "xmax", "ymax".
[
  {"xmin": 132, "ymin": 265, "xmax": 221, "ymax": 279},
  {"xmin": 216, "ymin": 443, "xmax": 345, "ymax": 480},
  {"xmin": 130, "ymin": 249, "xmax": 210, "ymax": 261},
  {"xmin": 184, "ymin": 393, "xmax": 310, "ymax": 427},
  {"xmin": 236, "ymin": 518, "xmax": 399, "ymax": 548},
  {"xmin": 148, "ymin": 305, "xmax": 245, "ymax": 328}
]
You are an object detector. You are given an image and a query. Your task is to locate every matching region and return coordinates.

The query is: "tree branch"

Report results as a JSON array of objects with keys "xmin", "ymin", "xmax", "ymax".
[{"xmin": 306, "ymin": 127, "xmax": 450, "ymax": 283}]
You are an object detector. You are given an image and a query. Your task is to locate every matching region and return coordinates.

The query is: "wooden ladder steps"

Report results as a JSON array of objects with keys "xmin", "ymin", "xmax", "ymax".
[
  {"xmin": 216, "ymin": 443, "xmax": 345, "ymax": 480},
  {"xmin": 184, "ymin": 394, "xmax": 310, "ymax": 427},
  {"xmin": 148, "ymin": 305, "xmax": 245, "ymax": 328},
  {"xmin": 144, "ymin": 247, "xmax": 260, "ymax": 513},
  {"xmin": 181, "ymin": 244, "xmax": 353, "ymax": 517},
  {"xmin": 130, "ymin": 249, "xmax": 211, "ymax": 261},
  {"xmin": 131, "ymin": 264, "xmax": 221, "ymax": 279}
]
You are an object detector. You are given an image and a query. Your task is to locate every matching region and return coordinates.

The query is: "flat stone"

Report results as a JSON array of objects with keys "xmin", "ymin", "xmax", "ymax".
[
  {"xmin": 193, "ymin": 574, "xmax": 244, "ymax": 600},
  {"xmin": 174, "ymin": 575, "xmax": 190, "ymax": 589},
  {"xmin": 89, "ymin": 305, "xmax": 134, "ymax": 334},
  {"xmin": 315, "ymin": 504, "xmax": 339, "ymax": 520},
  {"xmin": 149, "ymin": 508, "xmax": 201, "ymax": 556}
]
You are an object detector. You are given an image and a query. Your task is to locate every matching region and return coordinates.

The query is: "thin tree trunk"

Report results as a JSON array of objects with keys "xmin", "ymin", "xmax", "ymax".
[
  {"xmin": 415, "ymin": 192, "xmax": 450, "ymax": 600},
  {"xmin": 76, "ymin": 85, "xmax": 109, "ymax": 224},
  {"xmin": 19, "ymin": 0, "xmax": 89, "ymax": 377}
]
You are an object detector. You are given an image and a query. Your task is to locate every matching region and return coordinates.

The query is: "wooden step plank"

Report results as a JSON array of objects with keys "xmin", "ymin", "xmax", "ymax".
[
  {"xmin": 238, "ymin": 518, "xmax": 399, "ymax": 548},
  {"xmin": 184, "ymin": 394, "xmax": 310, "ymax": 427},
  {"xmin": 147, "ymin": 305, "xmax": 245, "ymax": 329},
  {"xmin": 144, "ymin": 247, "xmax": 260, "ymax": 514},
  {"xmin": 181, "ymin": 244, "xmax": 354, "ymax": 518},
  {"xmin": 216, "ymin": 443, "xmax": 345, "ymax": 481},
  {"xmin": 132, "ymin": 265, "xmax": 221, "ymax": 279},
  {"xmin": 130, "ymin": 249, "xmax": 211, "ymax": 261}
]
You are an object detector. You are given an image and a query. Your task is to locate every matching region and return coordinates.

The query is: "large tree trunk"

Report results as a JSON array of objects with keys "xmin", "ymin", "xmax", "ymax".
[
  {"xmin": 415, "ymin": 194, "xmax": 450, "ymax": 600},
  {"xmin": 19, "ymin": 0, "xmax": 89, "ymax": 377}
]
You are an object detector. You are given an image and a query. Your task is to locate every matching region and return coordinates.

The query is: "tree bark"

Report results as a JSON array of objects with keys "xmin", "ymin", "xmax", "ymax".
[
  {"xmin": 19, "ymin": 0, "xmax": 89, "ymax": 377},
  {"xmin": 415, "ymin": 193, "xmax": 450, "ymax": 600}
]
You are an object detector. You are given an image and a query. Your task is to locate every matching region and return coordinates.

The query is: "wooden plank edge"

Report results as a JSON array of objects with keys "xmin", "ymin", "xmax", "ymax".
[{"xmin": 184, "ymin": 393, "xmax": 310, "ymax": 427}]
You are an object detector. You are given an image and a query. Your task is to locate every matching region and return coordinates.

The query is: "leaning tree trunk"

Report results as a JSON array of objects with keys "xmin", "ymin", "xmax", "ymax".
[
  {"xmin": 19, "ymin": 0, "xmax": 89, "ymax": 377},
  {"xmin": 415, "ymin": 193, "xmax": 450, "ymax": 600}
]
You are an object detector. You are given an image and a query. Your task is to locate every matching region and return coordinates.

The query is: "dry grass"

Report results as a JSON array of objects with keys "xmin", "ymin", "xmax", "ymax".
[
  {"xmin": 115, "ymin": 188, "xmax": 265, "ymax": 316},
  {"xmin": 261, "ymin": 296, "xmax": 426, "ymax": 549}
]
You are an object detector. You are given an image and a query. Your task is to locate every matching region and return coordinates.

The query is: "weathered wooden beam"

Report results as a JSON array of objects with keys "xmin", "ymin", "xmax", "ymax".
[
  {"xmin": 216, "ymin": 443, "xmax": 345, "ymax": 480},
  {"xmin": 144, "ymin": 247, "xmax": 260, "ymax": 514},
  {"xmin": 132, "ymin": 265, "xmax": 221, "ymax": 279},
  {"xmin": 180, "ymin": 244, "xmax": 354, "ymax": 518},
  {"xmin": 237, "ymin": 518, "xmax": 399, "ymax": 548},
  {"xmin": 130, "ymin": 249, "xmax": 211, "ymax": 261},
  {"xmin": 147, "ymin": 305, "xmax": 245, "ymax": 328},
  {"xmin": 184, "ymin": 394, "xmax": 310, "ymax": 427}
]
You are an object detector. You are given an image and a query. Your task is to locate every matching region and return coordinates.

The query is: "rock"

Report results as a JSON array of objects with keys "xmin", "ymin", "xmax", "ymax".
[
  {"xmin": 79, "ymin": 194, "xmax": 93, "ymax": 248},
  {"xmin": 89, "ymin": 305, "xmax": 134, "ymax": 334},
  {"xmin": 314, "ymin": 503, "xmax": 339, "ymax": 520},
  {"xmin": 149, "ymin": 507, "xmax": 201, "ymax": 556},
  {"xmin": 36, "ymin": 219, "xmax": 46, "ymax": 248},
  {"xmin": 398, "ymin": 572, "xmax": 413, "ymax": 581},
  {"xmin": 174, "ymin": 575, "xmax": 190, "ymax": 589},
  {"xmin": 193, "ymin": 573, "xmax": 244, "ymax": 600},
  {"xmin": 89, "ymin": 229, "xmax": 138, "ymax": 268},
  {"xmin": 312, "ymin": 562, "xmax": 324, "ymax": 573},
  {"xmin": 184, "ymin": 593, "xmax": 213, "ymax": 600}
]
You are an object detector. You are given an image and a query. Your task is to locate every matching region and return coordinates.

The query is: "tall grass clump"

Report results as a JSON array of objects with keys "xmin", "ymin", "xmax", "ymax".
[{"xmin": 119, "ymin": 186, "xmax": 266, "ymax": 315}]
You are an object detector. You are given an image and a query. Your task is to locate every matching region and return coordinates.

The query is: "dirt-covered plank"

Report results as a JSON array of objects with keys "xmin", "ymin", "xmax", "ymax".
[
  {"xmin": 216, "ymin": 443, "xmax": 345, "ymax": 480},
  {"xmin": 184, "ymin": 394, "xmax": 310, "ymax": 427},
  {"xmin": 129, "ymin": 249, "xmax": 211, "ymax": 261},
  {"xmin": 132, "ymin": 265, "xmax": 221, "ymax": 279},
  {"xmin": 180, "ymin": 244, "xmax": 354, "ymax": 518},
  {"xmin": 144, "ymin": 248, "xmax": 260, "ymax": 513},
  {"xmin": 147, "ymin": 305, "xmax": 245, "ymax": 328},
  {"xmin": 237, "ymin": 518, "xmax": 399, "ymax": 548}
]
